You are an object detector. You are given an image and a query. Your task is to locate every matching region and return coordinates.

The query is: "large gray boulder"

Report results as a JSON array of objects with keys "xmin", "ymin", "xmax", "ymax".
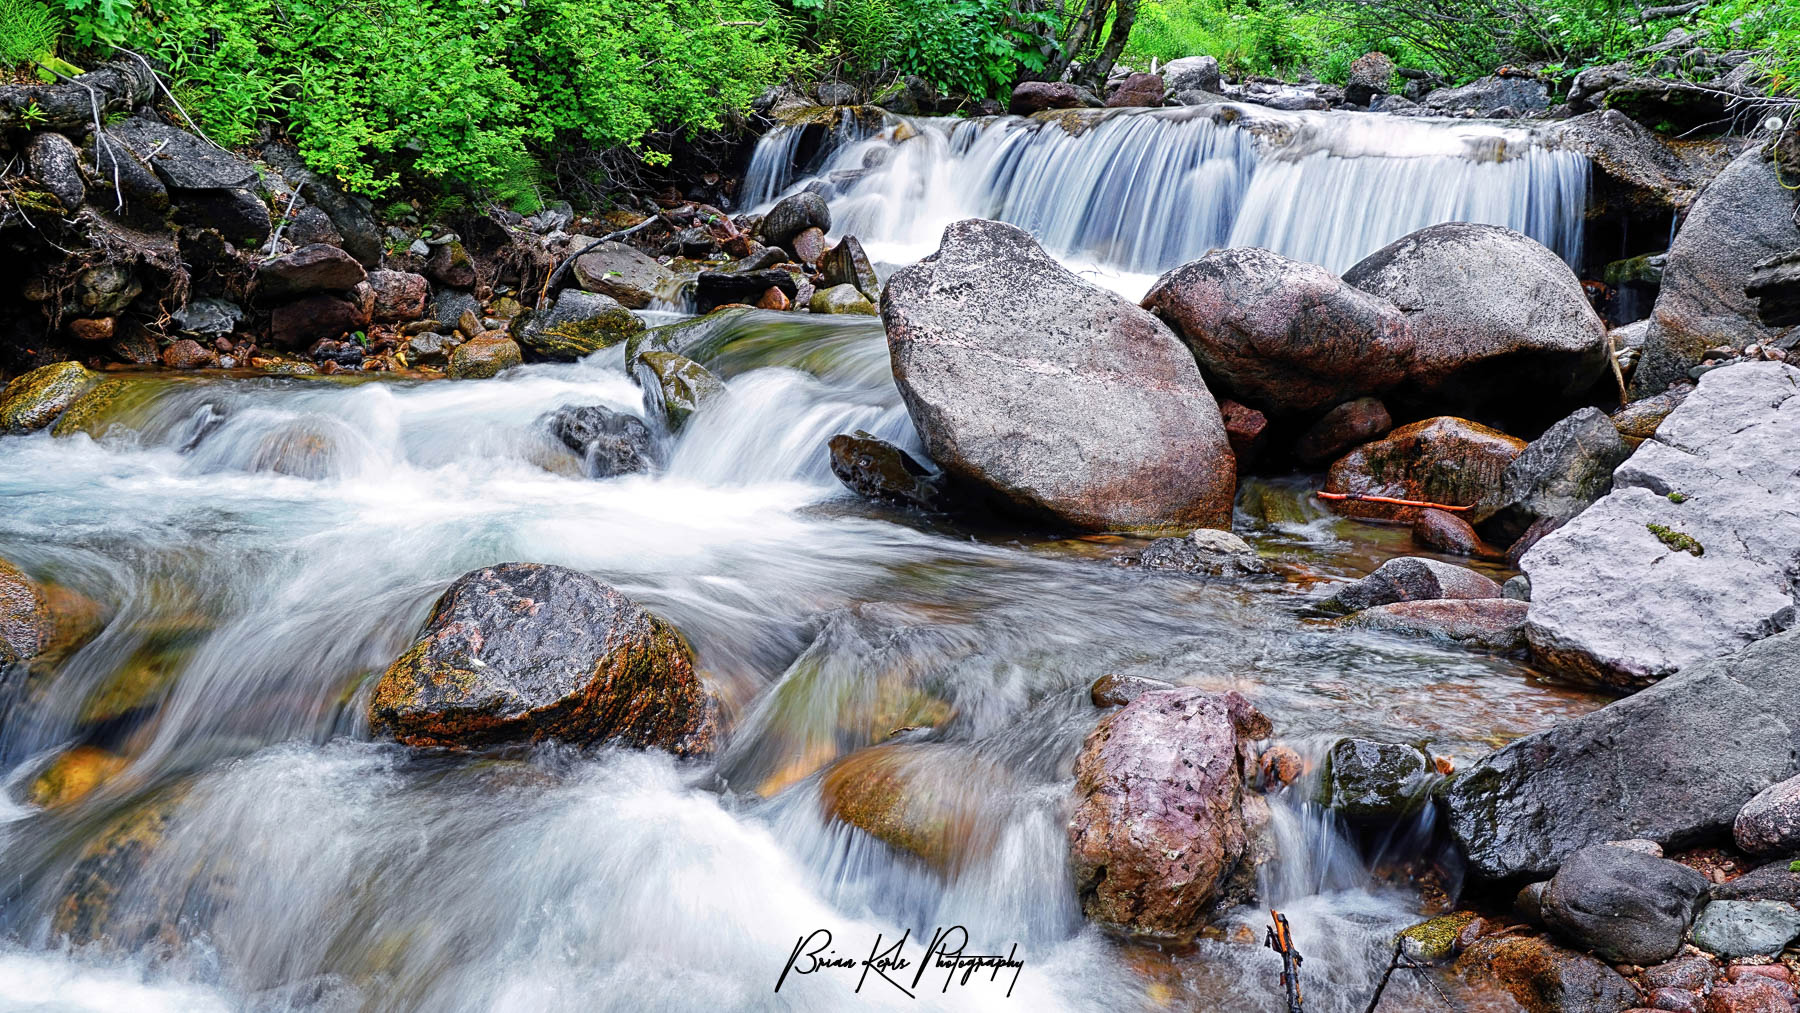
[
  {"xmin": 572, "ymin": 241, "xmax": 674, "ymax": 309},
  {"xmin": 1343, "ymin": 223, "xmax": 1609, "ymax": 414},
  {"xmin": 1632, "ymin": 147, "xmax": 1800, "ymax": 396},
  {"xmin": 1141, "ymin": 247, "xmax": 1414, "ymax": 416},
  {"xmin": 882, "ymin": 219, "xmax": 1236, "ymax": 534},
  {"xmin": 1522, "ymin": 362, "xmax": 1800, "ymax": 687},
  {"xmin": 1422, "ymin": 75, "xmax": 1550, "ymax": 115},
  {"xmin": 1481, "ymin": 406, "xmax": 1631, "ymax": 544},
  {"xmin": 1441, "ymin": 628, "xmax": 1800, "ymax": 881},
  {"xmin": 1163, "ymin": 55, "xmax": 1221, "ymax": 94},
  {"xmin": 1541, "ymin": 844, "xmax": 1710, "ymax": 964}
]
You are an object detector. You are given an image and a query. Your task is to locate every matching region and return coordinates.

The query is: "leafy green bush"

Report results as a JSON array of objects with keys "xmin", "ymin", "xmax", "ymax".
[
  {"xmin": 0, "ymin": 0, "xmax": 61, "ymax": 66},
  {"xmin": 799, "ymin": 0, "xmax": 1054, "ymax": 97}
]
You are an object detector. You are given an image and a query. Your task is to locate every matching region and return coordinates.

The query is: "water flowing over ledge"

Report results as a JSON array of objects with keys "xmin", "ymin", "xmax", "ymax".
[{"xmin": 745, "ymin": 105, "xmax": 1590, "ymax": 285}]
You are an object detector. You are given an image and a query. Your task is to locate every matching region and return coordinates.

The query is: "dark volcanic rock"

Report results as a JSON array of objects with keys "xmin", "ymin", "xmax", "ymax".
[
  {"xmin": 1319, "ymin": 738, "xmax": 1433, "ymax": 820},
  {"xmin": 882, "ymin": 219, "xmax": 1235, "ymax": 535},
  {"xmin": 1320, "ymin": 556, "xmax": 1500, "ymax": 614},
  {"xmin": 694, "ymin": 269, "xmax": 798, "ymax": 315},
  {"xmin": 1442, "ymin": 629, "xmax": 1800, "ymax": 881},
  {"xmin": 26, "ymin": 131, "xmax": 85, "ymax": 212},
  {"xmin": 1068, "ymin": 688, "xmax": 1250, "ymax": 944},
  {"xmin": 1343, "ymin": 223, "xmax": 1608, "ymax": 414},
  {"xmin": 1541, "ymin": 844, "xmax": 1710, "ymax": 964},
  {"xmin": 1142, "ymin": 248, "xmax": 1414, "ymax": 416},
  {"xmin": 258, "ymin": 244, "xmax": 368, "ymax": 300},
  {"xmin": 269, "ymin": 293, "xmax": 368, "ymax": 348},
  {"xmin": 759, "ymin": 191, "xmax": 831, "ymax": 248},
  {"xmin": 1749, "ymin": 251, "xmax": 1800, "ymax": 328},
  {"xmin": 110, "ymin": 116, "xmax": 257, "ymax": 190},
  {"xmin": 369, "ymin": 563, "xmax": 716, "ymax": 753},
  {"xmin": 1294, "ymin": 397, "xmax": 1392, "ymax": 466},
  {"xmin": 546, "ymin": 404, "xmax": 657, "ymax": 478},
  {"xmin": 828, "ymin": 432, "xmax": 947, "ymax": 511},
  {"xmin": 819, "ymin": 235, "xmax": 881, "ymax": 301}
]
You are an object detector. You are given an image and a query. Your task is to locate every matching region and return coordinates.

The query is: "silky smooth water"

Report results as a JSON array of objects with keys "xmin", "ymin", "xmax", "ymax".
[
  {"xmin": 0, "ymin": 311, "xmax": 1604, "ymax": 1011},
  {"xmin": 746, "ymin": 105, "xmax": 1589, "ymax": 290}
]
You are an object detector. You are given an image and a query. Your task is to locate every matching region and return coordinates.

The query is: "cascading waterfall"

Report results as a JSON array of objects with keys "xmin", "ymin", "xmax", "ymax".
[{"xmin": 744, "ymin": 106, "xmax": 1589, "ymax": 283}]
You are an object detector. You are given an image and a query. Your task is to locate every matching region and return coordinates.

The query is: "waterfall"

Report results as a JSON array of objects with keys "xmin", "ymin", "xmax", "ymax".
[{"xmin": 742, "ymin": 105, "xmax": 1590, "ymax": 282}]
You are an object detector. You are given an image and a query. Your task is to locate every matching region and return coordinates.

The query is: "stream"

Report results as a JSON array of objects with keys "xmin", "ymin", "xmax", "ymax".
[{"xmin": 0, "ymin": 106, "xmax": 1612, "ymax": 1011}]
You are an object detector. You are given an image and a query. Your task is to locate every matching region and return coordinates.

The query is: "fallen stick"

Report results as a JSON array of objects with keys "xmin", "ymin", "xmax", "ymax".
[
  {"xmin": 1315, "ymin": 492, "xmax": 1474, "ymax": 512},
  {"xmin": 1266, "ymin": 910, "xmax": 1305, "ymax": 1013}
]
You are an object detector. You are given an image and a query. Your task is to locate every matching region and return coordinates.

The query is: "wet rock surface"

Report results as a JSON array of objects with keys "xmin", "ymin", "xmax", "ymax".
[
  {"xmin": 1443, "ymin": 628, "xmax": 1800, "ymax": 881},
  {"xmin": 448, "ymin": 336, "xmax": 522, "ymax": 380},
  {"xmin": 1318, "ymin": 738, "xmax": 1433, "ymax": 820},
  {"xmin": 1323, "ymin": 417, "xmax": 1525, "ymax": 524},
  {"xmin": 546, "ymin": 404, "xmax": 657, "ymax": 478},
  {"xmin": 1319, "ymin": 556, "xmax": 1500, "ymax": 614},
  {"xmin": 1336, "ymin": 598, "xmax": 1528, "ymax": 650},
  {"xmin": 370, "ymin": 563, "xmax": 716, "ymax": 753},
  {"xmin": 827, "ymin": 432, "xmax": 947, "ymax": 511},
  {"xmin": 1455, "ymin": 935, "xmax": 1641, "ymax": 1013},
  {"xmin": 1, "ymin": 361, "xmax": 99, "ymax": 434},
  {"xmin": 819, "ymin": 742, "xmax": 1005, "ymax": 873},
  {"xmin": 1130, "ymin": 529, "xmax": 1268, "ymax": 576},
  {"xmin": 1068, "ymin": 688, "xmax": 1250, "ymax": 944},
  {"xmin": 520, "ymin": 290, "xmax": 645, "ymax": 361}
]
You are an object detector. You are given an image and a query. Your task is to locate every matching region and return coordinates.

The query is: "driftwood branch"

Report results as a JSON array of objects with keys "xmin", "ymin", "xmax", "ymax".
[
  {"xmin": 0, "ymin": 60, "xmax": 158, "ymax": 135},
  {"xmin": 1315, "ymin": 492, "xmax": 1475, "ymax": 512}
]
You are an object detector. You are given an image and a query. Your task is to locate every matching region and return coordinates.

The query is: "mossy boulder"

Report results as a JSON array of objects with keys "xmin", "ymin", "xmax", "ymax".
[
  {"xmin": 1397, "ymin": 911, "xmax": 1480, "ymax": 961},
  {"xmin": 52, "ymin": 788, "xmax": 186, "ymax": 944},
  {"xmin": 1318, "ymin": 737, "xmax": 1435, "ymax": 820},
  {"xmin": 1323, "ymin": 417, "xmax": 1525, "ymax": 524},
  {"xmin": 447, "ymin": 336, "xmax": 522, "ymax": 380},
  {"xmin": 635, "ymin": 350, "xmax": 724, "ymax": 431},
  {"xmin": 624, "ymin": 305, "xmax": 754, "ymax": 370},
  {"xmin": 519, "ymin": 289, "xmax": 645, "ymax": 361},
  {"xmin": 51, "ymin": 377, "xmax": 176, "ymax": 440},
  {"xmin": 808, "ymin": 283, "xmax": 877, "ymax": 316},
  {"xmin": 1, "ymin": 361, "xmax": 100, "ymax": 434},
  {"xmin": 370, "ymin": 563, "xmax": 718, "ymax": 753}
]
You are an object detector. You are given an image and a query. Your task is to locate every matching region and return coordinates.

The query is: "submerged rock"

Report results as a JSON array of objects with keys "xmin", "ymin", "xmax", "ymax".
[
  {"xmin": 1142, "ymin": 247, "xmax": 1413, "ymax": 416},
  {"xmin": 1319, "ymin": 556, "xmax": 1500, "ymax": 614},
  {"xmin": 27, "ymin": 746, "xmax": 126, "ymax": 808},
  {"xmin": 1, "ymin": 558, "xmax": 102, "ymax": 672},
  {"xmin": 1522, "ymin": 362, "xmax": 1800, "ymax": 687},
  {"xmin": 1632, "ymin": 148, "xmax": 1800, "ymax": 396},
  {"xmin": 545, "ymin": 404, "xmax": 657, "ymax": 478},
  {"xmin": 370, "ymin": 563, "xmax": 716, "ymax": 753},
  {"xmin": 1318, "ymin": 738, "xmax": 1433, "ymax": 820},
  {"xmin": 519, "ymin": 290, "xmax": 645, "ymax": 361},
  {"xmin": 1540, "ymin": 844, "xmax": 1709, "ymax": 964},
  {"xmin": 1089, "ymin": 673, "xmax": 1176, "ymax": 708},
  {"xmin": 1, "ymin": 361, "xmax": 99, "ymax": 434},
  {"xmin": 572, "ymin": 241, "xmax": 674, "ymax": 309},
  {"xmin": 818, "ymin": 742, "xmax": 1005, "ymax": 873},
  {"xmin": 1442, "ymin": 628, "xmax": 1800, "ymax": 881},
  {"xmin": 1342, "ymin": 222, "xmax": 1608, "ymax": 414},
  {"xmin": 883, "ymin": 219, "xmax": 1235, "ymax": 535},
  {"xmin": 1323, "ymin": 417, "xmax": 1525, "ymax": 524},
  {"xmin": 1067, "ymin": 688, "xmax": 1250, "ymax": 944},
  {"xmin": 827, "ymin": 432, "xmax": 947, "ymax": 511},
  {"xmin": 1338, "ymin": 599, "xmax": 1528, "ymax": 650}
]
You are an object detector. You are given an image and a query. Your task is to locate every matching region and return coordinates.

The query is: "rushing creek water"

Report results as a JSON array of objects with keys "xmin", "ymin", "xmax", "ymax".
[{"xmin": 0, "ymin": 107, "xmax": 1611, "ymax": 1012}]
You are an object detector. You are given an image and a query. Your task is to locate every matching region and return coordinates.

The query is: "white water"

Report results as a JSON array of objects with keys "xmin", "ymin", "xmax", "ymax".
[
  {"xmin": 746, "ymin": 105, "xmax": 1589, "ymax": 291},
  {"xmin": 1, "ymin": 109, "xmax": 1608, "ymax": 1011}
]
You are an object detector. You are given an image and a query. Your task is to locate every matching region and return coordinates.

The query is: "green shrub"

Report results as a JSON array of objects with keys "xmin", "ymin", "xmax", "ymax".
[
  {"xmin": 799, "ymin": 0, "xmax": 1054, "ymax": 97},
  {"xmin": 0, "ymin": 0, "xmax": 61, "ymax": 66}
]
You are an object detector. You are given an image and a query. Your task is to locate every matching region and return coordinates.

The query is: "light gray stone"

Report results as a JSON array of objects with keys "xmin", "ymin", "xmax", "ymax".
[
  {"xmin": 1690, "ymin": 900, "xmax": 1800, "ymax": 957},
  {"xmin": 1522, "ymin": 361, "xmax": 1800, "ymax": 687},
  {"xmin": 1735, "ymin": 773, "xmax": 1800, "ymax": 856}
]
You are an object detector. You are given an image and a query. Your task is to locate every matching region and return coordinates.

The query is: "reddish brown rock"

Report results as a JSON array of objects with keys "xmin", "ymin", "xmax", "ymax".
[
  {"xmin": 1338, "ymin": 599, "xmax": 1530, "ymax": 651},
  {"xmin": 1259, "ymin": 746, "xmax": 1303, "ymax": 786},
  {"xmin": 756, "ymin": 286, "xmax": 791, "ymax": 311},
  {"xmin": 790, "ymin": 226, "xmax": 827, "ymax": 266},
  {"xmin": 368, "ymin": 270, "xmax": 429, "ymax": 323},
  {"xmin": 1106, "ymin": 72, "xmax": 1166, "ymax": 107},
  {"xmin": 1009, "ymin": 81, "xmax": 1093, "ymax": 114},
  {"xmin": 1143, "ymin": 248, "xmax": 1414, "ymax": 416},
  {"xmin": 161, "ymin": 339, "xmax": 217, "ymax": 370},
  {"xmin": 269, "ymin": 294, "xmax": 369, "ymax": 348},
  {"xmin": 257, "ymin": 243, "xmax": 367, "ymax": 300},
  {"xmin": 1413, "ymin": 507, "xmax": 1504, "ymax": 559},
  {"xmin": 426, "ymin": 241, "xmax": 476, "ymax": 289},
  {"xmin": 369, "ymin": 563, "xmax": 716, "ymax": 753},
  {"xmin": 1294, "ymin": 397, "xmax": 1392, "ymax": 466},
  {"xmin": 1455, "ymin": 935, "xmax": 1641, "ymax": 1013},
  {"xmin": 1646, "ymin": 987, "xmax": 1702, "ymax": 1012},
  {"xmin": 68, "ymin": 317, "xmax": 115, "ymax": 342},
  {"xmin": 1218, "ymin": 399, "xmax": 1269, "ymax": 465},
  {"xmin": 819, "ymin": 743, "xmax": 1005, "ymax": 873},
  {"xmin": 1324, "ymin": 417, "xmax": 1525, "ymax": 524},
  {"xmin": 1703, "ymin": 980, "xmax": 1791, "ymax": 1013},
  {"xmin": 1068, "ymin": 688, "xmax": 1250, "ymax": 944}
]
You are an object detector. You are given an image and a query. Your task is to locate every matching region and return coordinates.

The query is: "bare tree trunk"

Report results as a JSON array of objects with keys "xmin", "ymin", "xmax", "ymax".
[
  {"xmin": 1090, "ymin": 0, "xmax": 1138, "ymax": 82},
  {"xmin": 1052, "ymin": 0, "xmax": 1110, "ymax": 80},
  {"xmin": 0, "ymin": 60, "xmax": 158, "ymax": 137}
]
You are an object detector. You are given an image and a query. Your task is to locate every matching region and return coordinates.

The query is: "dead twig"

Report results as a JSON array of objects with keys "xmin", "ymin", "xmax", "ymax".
[
  {"xmin": 1315, "ymin": 492, "xmax": 1475, "ymax": 512},
  {"xmin": 1266, "ymin": 910, "xmax": 1305, "ymax": 1013}
]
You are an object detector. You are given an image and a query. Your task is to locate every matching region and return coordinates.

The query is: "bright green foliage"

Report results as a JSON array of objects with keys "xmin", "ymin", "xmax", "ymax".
[
  {"xmin": 0, "ymin": 0, "xmax": 61, "ymax": 66},
  {"xmin": 85, "ymin": 0, "xmax": 808, "ymax": 200},
  {"xmin": 1124, "ymin": 0, "xmax": 1800, "ymax": 93},
  {"xmin": 799, "ymin": 0, "xmax": 1055, "ymax": 97}
]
